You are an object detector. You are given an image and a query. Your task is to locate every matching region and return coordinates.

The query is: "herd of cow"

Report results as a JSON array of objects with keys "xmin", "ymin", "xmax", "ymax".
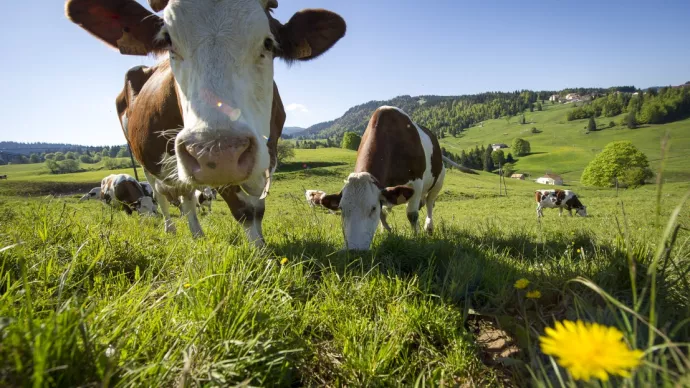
[{"xmin": 64, "ymin": 0, "xmax": 588, "ymax": 251}]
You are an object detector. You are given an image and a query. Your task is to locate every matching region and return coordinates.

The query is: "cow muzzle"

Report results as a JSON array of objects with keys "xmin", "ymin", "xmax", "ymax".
[{"xmin": 175, "ymin": 130, "xmax": 257, "ymax": 186}]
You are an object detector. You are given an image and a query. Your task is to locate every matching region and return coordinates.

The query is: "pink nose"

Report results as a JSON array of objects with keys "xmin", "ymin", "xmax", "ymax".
[{"xmin": 176, "ymin": 132, "xmax": 256, "ymax": 186}]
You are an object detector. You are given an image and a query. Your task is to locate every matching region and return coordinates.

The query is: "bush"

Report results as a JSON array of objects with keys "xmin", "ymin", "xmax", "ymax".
[
  {"xmin": 609, "ymin": 121, "xmax": 616, "ymax": 128},
  {"xmin": 502, "ymin": 162, "xmax": 516, "ymax": 176},
  {"xmin": 491, "ymin": 149, "xmax": 505, "ymax": 166},
  {"xmin": 341, "ymin": 132, "xmax": 362, "ymax": 151},
  {"xmin": 103, "ymin": 157, "xmax": 134, "ymax": 170},
  {"xmin": 625, "ymin": 111, "xmax": 638, "ymax": 129},
  {"xmin": 587, "ymin": 117, "xmax": 597, "ymax": 132},
  {"xmin": 46, "ymin": 159, "xmax": 81, "ymax": 174},
  {"xmin": 581, "ymin": 141, "xmax": 653, "ymax": 188},
  {"xmin": 512, "ymin": 138, "xmax": 531, "ymax": 156},
  {"xmin": 79, "ymin": 155, "xmax": 94, "ymax": 164},
  {"xmin": 530, "ymin": 127, "xmax": 541, "ymax": 134}
]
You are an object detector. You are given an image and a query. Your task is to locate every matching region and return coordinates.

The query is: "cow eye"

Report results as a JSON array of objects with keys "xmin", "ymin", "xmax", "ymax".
[
  {"xmin": 370, "ymin": 205, "xmax": 377, "ymax": 216},
  {"xmin": 263, "ymin": 38, "xmax": 274, "ymax": 51}
]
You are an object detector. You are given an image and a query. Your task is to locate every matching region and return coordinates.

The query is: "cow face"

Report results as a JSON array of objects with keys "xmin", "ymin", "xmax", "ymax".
[
  {"xmin": 202, "ymin": 187, "xmax": 214, "ymax": 200},
  {"xmin": 321, "ymin": 173, "xmax": 414, "ymax": 251},
  {"xmin": 66, "ymin": 0, "xmax": 345, "ymax": 189},
  {"xmin": 576, "ymin": 206, "xmax": 588, "ymax": 217},
  {"xmin": 80, "ymin": 187, "xmax": 102, "ymax": 201},
  {"xmin": 135, "ymin": 196, "xmax": 158, "ymax": 215}
]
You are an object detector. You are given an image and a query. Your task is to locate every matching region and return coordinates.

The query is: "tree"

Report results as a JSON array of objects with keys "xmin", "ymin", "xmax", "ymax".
[
  {"xmin": 537, "ymin": 102, "xmax": 543, "ymax": 111},
  {"xmin": 276, "ymin": 139, "xmax": 295, "ymax": 165},
  {"xmin": 502, "ymin": 162, "xmax": 516, "ymax": 177},
  {"xmin": 80, "ymin": 155, "xmax": 94, "ymax": 164},
  {"xmin": 341, "ymin": 132, "xmax": 362, "ymax": 151},
  {"xmin": 491, "ymin": 149, "xmax": 505, "ymax": 166},
  {"xmin": 59, "ymin": 159, "xmax": 81, "ymax": 173},
  {"xmin": 65, "ymin": 151, "xmax": 77, "ymax": 160},
  {"xmin": 109, "ymin": 147, "xmax": 119, "ymax": 158},
  {"xmin": 587, "ymin": 117, "xmax": 597, "ymax": 132},
  {"xmin": 520, "ymin": 115, "xmax": 526, "ymax": 125},
  {"xmin": 483, "ymin": 145, "xmax": 494, "ymax": 172},
  {"xmin": 54, "ymin": 152, "xmax": 65, "ymax": 161},
  {"xmin": 581, "ymin": 141, "xmax": 653, "ymax": 188},
  {"xmin": 45, "ymin": 159, "xmax": 60, "ymax": 174},
  {"xmin": 506, "ymin": 153, "xmax": 515, "ymax": 163},
  {"xmin": 44, "ymin": 153, "xmax": 55, "ymax": 160},
  {"xmin": 117, "ymin": 146, "xmax": 130, "ymax": 158},
  {"xmin": 29, "ymin": 153, "xmax": 40, "ymax": 163},
  {"xmin": 529, "ymin": 103, "xmax": 534, "ymax": 112},
  {"xmin": 609, "ymin": 121, "xmax": 616, "ymax": 128},
  {"xmin": 512, "ymin": 138, "xmax": 531, "ymax": 156},
  {"xmin": 625, "ymin": 111, "xmax": 637, "ymax": 129}
]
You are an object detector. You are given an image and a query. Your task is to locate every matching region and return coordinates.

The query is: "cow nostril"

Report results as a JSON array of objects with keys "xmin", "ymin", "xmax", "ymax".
[{"xmin": 177, "ymin": 143, "xmax": 202, "ymax": 174}]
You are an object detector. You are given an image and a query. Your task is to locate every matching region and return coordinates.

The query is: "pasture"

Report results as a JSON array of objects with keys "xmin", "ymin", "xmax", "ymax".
[{"xmin": 1, "ymin": 148, "xmax": 689, "ymax": 386}]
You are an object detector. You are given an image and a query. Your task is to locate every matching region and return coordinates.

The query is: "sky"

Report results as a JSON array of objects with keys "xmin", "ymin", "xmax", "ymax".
[{"xmin": 1, "ymin": 0, "xmax": 689, "ymax": 146}]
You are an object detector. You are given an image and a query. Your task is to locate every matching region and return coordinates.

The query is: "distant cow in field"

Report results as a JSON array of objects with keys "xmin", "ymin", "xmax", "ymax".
[
  {"xmin": 535, "ymin": 189, "xmax": 587, "ymax": 218},
  {"xmin": 195, "ymin": 187, "xmax": 217, "ymax": 213},
  {"xmin": 101, "ymin": 174, "xmax": 158, "ymax": 216},
  {"xmin": 0, "ymin": 175, "xmax": 7, "ymax": 179},
  {"xmin": 80, "ymin": 187, "xmax": 102, "ymax": 201},
  {"xmin": 305, "ymin": 190, "xmax": 327, "ymax": 207},
  {"xmin": 317, "ymin": 106, "xmax": 446, "ymax": 250}
]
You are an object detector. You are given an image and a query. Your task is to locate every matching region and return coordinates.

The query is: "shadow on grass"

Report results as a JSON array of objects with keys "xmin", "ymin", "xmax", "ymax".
[{"xmin": 276, "ymin": 161, "xmax": 347, "ymax": 173}]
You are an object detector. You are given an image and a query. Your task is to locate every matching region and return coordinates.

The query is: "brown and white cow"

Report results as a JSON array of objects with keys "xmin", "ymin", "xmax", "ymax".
[
  {"xmin": 318, "ymin": 106, "xmax": 446, "ymax": 250},
  {"xmin": 195, "ymin": 187, "xmax": 216, "ymax": 213},
  {"xmin": 305, "ymin": 190, "xmax": 327, "ymax": 207},
  {"xmin": 535, "ymin": 189, "xmax": 588, "ymax": 218},
  {"xmin": 102, "ymin": 174, "xmax": 158, "ymax": 215},
  {"xmin": 0, "ymin": 175, "xmax": 7, "ymax": 180},
  {"xmin": 65, "ymin": 0, "xmax": 346, "ymax": 244}
]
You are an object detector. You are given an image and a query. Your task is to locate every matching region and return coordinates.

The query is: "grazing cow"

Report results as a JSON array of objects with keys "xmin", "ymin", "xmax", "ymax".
[
  {"xmin": 65, "ymin": 0, "xmax": 345, "ymax": 245},
  {"xmin": 318, "ymin": 106, "xmax": 446, "ymax": 250},
  {"xmin": 195, "ymin": 187, "xmax": 216, "ymax": 213},
  {"xmin": 139, "ymin": 181, "xmax": 154, "ymax": 199},
  {"xmin": 535, "ymin": 189, "xmax": 588, "ymax": 218},
  {"xmin": 305, "ymin": 190, "xmax": 327, "ymax": 207},
  {"xmin": 0, "ymin": 175, "xmax": 7, "ymax": 179},
  {"xmin": 80, "ymin": 187, "xmax": 102, "ymax": 201},
  {"xmin": 101, "ymin": 174, "xmax": 158, "ymax": 215}
]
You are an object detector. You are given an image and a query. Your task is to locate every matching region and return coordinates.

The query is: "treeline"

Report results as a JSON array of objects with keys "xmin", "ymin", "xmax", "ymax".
[
  {"xmin": 0, "ymin": 146, "xmax": 132, "ymax": 165},
  {"xmin": 294, "ymin": 139, "xmax": 337, "ymax": 149},
  {"xmin": 442, "ymin": 146, "xmax": 515, "ymax": 172},
  {"xmin": 566, "ymin": 86, "xmax": 690, "ymax": 125},
  {"xmin": 294, "ymin": 86, "xmax": 647, "ymax": 141}
]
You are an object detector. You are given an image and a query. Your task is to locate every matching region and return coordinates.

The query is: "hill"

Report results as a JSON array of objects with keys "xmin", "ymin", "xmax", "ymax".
[
  {"xmin": 0, "ymin": 141, "xmax": 120, "ymax": 155},
  {"xmin": 282, "ymin": 126, "xmax": 306, "ymax": 136}
]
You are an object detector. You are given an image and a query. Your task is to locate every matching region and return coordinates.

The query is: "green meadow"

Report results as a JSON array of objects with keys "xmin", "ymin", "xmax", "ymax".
[{"xmin": 1, "ymin": 107, "xmax": 689, "ymax": 386}]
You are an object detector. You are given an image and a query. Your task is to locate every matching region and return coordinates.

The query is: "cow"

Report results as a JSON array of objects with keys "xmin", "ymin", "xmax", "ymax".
[
  {"xmin": 535, "ymin": 189, "xmax": 587, "ymax": 218},
  {"xmin": 318, "ymin": 106, "xmax": 446, "ymax": 251},
  {"xmin": 305, "ymin": 190, "xmax": 327, "ymax": 207},
  {"xmin": 139, "ymin": 181, "xmax": 154, "ymax": 199},
  {"xmin": 65, "ymin": 0, "xmax": 346, "ymax": 245},
  {"xmin": 101, "ymin": 174, "xmax": 158, "ymax": 215},
  {"xmin": 195, "ymin": 187, "xmax": 216, "ymax": 213},
  {"xmin": 80, "ymin": 187, "xmax": 102, "ymax": 201},
  {"xmin": 0, "ymin": 175, "xmax": 7, "ymax": 179}
]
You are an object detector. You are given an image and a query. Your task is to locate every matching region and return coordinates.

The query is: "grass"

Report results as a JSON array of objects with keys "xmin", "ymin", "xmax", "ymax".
[
  {"xmin": 1, "ymin": 143, "xmax": 689, "ymax": 386},
  {"xmin": 439, "ymin": 103, "xmax": 690, "ymax": 183}
]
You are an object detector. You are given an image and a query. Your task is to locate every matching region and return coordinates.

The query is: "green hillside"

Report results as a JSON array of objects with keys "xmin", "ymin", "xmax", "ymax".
[{"xmin": 439, "ymin": 103, "xmax": 690, "ymax": 183}]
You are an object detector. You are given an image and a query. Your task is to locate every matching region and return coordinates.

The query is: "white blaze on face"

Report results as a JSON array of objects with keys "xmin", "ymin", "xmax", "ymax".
[
  {"xmin": 339, "ymin": 173, "xmax": 382, "ymax": 251},
  {"xmin": 163, "ymin": 0, "xmax": 273, "ymax": 186}
]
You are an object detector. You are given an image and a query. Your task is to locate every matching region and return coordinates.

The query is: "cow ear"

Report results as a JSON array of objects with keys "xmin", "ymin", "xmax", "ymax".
[
  {"xmin": 380, "ymin": 186, "xmax": 414, "ymax": 206},
  {"xmin": 65, "ymin": 0, "xmax": 165, "ymax": 56},
  {"xmin": 273, "ymin": 9, "xmax": 346, "ymax": 61},
  {"xmin": 320, "ymin": 193, "xmax": 342, "ymax": 211}
]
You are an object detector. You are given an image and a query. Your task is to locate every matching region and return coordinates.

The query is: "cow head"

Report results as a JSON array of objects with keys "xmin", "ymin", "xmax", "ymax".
[
  {"xmin": 65, "ymin": 0, "xmax": 346, "ymax": 189},
  {"xmin": 320, "ymin": 173, "xmax": 415, "ymax": 251},
  {"xmin": 576, "ymin": 206, "xmax": 588, "ymax": 217},
  {"xmin": 134, "ymin": 196, "xmax": 158, "ymax": 215},
  {"xmin": 80, "ymin": 187, "xmax": 102, "ymax": 201}
]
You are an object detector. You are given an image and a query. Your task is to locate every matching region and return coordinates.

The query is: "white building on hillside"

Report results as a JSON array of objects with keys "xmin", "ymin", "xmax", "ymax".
[{"xmin": 536, "ymin": 173, "xmax": 564, "ymax": 186}]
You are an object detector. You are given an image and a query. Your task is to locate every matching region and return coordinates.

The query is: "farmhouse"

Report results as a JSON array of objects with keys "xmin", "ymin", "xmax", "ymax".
[
  {"xmin": 491, "ymin": 143, "xmax": 509, "ymax": 151},
  {"xmin": 565, "ymin": 93, "xmax": 582, "ymax": 102},
  {"xmin": 536, "ymin": 173, "xmax": 563, "ymax": 186},
  {"xmin": 511, "ymin": 173, "xmax": 525, "ymax": 180},
  {"xmin": 548, "ymin": 94, "xmax": 560, "ymax": 102}
]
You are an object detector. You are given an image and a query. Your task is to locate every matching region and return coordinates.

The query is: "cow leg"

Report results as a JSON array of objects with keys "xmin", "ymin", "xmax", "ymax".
[
  {"xmin": 144, "ymin": 171, "xmax": 177, "ymax": 234},
  {"xmin": 180, "ymin": 192, "xmax": 204, "ymax": 238},
  {"xmin": 406, "ymin": 181, "xmax": 425, "ymax": 233},
  {"xmin": 219, "ymin": 187, "xmax": 265, "ymax": 247},
  {"xmin": 559, "ymin": 208, "xmax": 563, "ymax": 217},
  {"xmin": 424, "ymin": 169, "xmax": 446, "ymax": 234},
  {"xmin": 536, "ymin": 204, "xmax": 543, "ymax": 218}
]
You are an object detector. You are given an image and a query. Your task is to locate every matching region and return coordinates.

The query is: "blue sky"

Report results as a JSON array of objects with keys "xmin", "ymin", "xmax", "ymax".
[{"xmin": 1, "ymin": 0, "xmax": 688, "ymax": 145}]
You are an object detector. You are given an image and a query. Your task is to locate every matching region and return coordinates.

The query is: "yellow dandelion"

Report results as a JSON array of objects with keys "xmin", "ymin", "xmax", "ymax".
[
  {"xmin": 183, "ymin": 283, "xmax": 191, "ymax": 289},
  {"xmin": 280, "ymin": 257, "xmax": 288, "ymax": 265},
  {"xmin": 540, "ymin": 320, "xmax": 644, "ymax": 381},
  {"xmin": 514, "ymin": 278, "xmax": 530, "ymax": 289},
  {"xmin": 577, "ymin": 248, "xmax": 582, "ymax": 253},
  {"xmin": 526, "ymin": 290, "xmax": 542, "ymax": 299}
]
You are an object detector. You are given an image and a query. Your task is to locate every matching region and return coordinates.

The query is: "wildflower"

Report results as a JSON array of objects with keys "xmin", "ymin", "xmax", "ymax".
[
  {"xmin": 280, "ymin": 257, "xmax": 288, "ymax": 265},
  {"xmin": 577, "ymin": 248, "xmax": 582, "ymax": 253},
  {"xmin": 183, "ymin": 283, "xmax": 191, "ymax": 289},
  {"xmin": 514, "ymin": 278, "xmax": 530, "ymax": 289},
  {"xmin": 526, "ymin": 290, "xmax": 542, "ymax": 299},
  {"xmin": 540, "ymin": 320, "xmax": 644, "ymax": 381}
]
